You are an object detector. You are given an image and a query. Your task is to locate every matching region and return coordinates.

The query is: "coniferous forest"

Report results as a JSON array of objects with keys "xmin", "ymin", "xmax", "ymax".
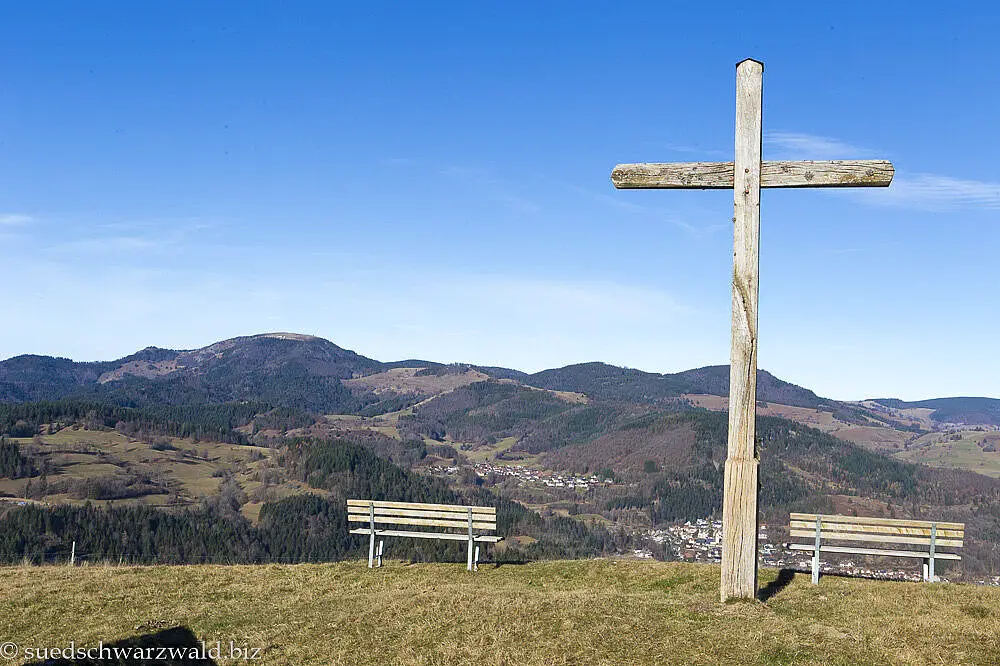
[{"xmin": 1, "ymin": 334, "xmax": 999, "ymax": 576}]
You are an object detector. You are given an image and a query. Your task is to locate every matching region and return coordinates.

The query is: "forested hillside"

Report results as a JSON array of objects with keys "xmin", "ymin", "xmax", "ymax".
[
  {"xmin": 1, "ymin": 332, "xmax": 998, "ymax": 578},
  {"xmin": 874, "ymin": 396, "xmax": 1000, "ymax": 426}
]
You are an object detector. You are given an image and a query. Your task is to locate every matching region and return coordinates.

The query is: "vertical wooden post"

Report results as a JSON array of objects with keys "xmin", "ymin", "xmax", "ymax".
[
  {"xmin": 368, "ymin": 502, "xmax": 376, "ymax": 569},
  {"xmin": 811, "ymin": 516, "xmax": 821, "ymax": 585},
  {"xmin": 721, "ymin": 58, "xmax": 763, "ymax": 602}
]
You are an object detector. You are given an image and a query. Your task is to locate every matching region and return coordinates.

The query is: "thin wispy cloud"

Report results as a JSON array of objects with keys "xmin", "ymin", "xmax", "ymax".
[
  {"xmin": 769, "ymin": 132, "xmax": 1000, "ymax": 211},
  {"xmin": 49, "ymin": 235, "xmax": 167, "ymax": 254},
  {"xmin": 764, "ymin": 131, "xmax": 870, "ymax": 160},
  {"xmin": 552, "ymin": 179, "xmax": 724, "ymax": 241},
  {"xmin": 465, "ymin": 275, "xmax": 692, "ymax": 321},
  {"xmin": 859, "ymin": 174, "xmax": 1000, "ymax": 211},
  {"xmin": 666, "ymin": 217, "xmax": 725, "ymax": 240},
  {"xmin": 0, "ymin": 214, "xmax": 34, "ymax": 226},
  {"xmin": 42, "ymin": 220, "xmax": 216, "ymax": 256},
  {"xmin": 659, "ymin": 142, "xmax": 729, "ymax": 159},
  {"xmin": 440, "ymin": 165, "xmax": 542, "ymax": 214}
]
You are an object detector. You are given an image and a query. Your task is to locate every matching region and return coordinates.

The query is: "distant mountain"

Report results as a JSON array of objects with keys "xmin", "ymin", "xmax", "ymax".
[
  {"xmin": 872, "ymin": 397, "xmax": 1000, "ymax": 427},
  {"xmin": 1, "ymin": 333, "xmax": 386, "ymax": 412},
  {"xmin": 522, "ymin": 362, "xmax": 829, "ymax": 409},
  {"xmin": 1, "ymin": 332, "xmax": 995, "ymax": 430},
  {"xmin": 0, "ymin": 356, "xmax": 113, "ymax": 402},
  {"xmin": 3, "ymin": 331, "xmax": 1000, "ymax": 576}
]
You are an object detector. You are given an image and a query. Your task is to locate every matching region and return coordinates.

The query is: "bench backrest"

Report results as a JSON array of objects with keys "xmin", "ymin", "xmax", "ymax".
[
  {"xmin": 789, "ymin": 513, "xmax": 964, "ymax": 552},
  {"xmin": 348, "ymin": 499, "xmax": 498, "ymax": 534}
]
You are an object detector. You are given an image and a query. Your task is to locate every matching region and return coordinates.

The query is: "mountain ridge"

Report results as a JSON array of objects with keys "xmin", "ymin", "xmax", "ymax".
[{"xmin": 1, "ymin": 332, "xmax": 997, "ymax": 425}]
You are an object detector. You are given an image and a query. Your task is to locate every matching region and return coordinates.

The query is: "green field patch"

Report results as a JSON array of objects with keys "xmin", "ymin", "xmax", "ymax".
[{"xmin": 895, "ymin": 432, "xmax": 1000, "ymax": 477}]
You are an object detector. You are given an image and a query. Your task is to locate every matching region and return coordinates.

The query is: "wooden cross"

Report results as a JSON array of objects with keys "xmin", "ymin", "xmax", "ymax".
[{"xmin": 610, "ymin": 59, "xmax": 894, "ymax": 601}]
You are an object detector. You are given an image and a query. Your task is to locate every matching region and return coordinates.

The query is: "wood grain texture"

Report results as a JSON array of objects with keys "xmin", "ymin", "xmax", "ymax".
[
  {"xmin": 721, "ymin": 58, "xmax": 763, "ymax": 602},
  {"xmin": 370, "ymin": 508, "xmax": 498, "ymax": 521},
  {"xmin": 790, "ymin": 513, "xmax": 964, "ymax": 531},
  {"xmin": 611, "ymin": 160, "xmax": 894, "ymax": 189},
  {"xmin": 788, "ymin": 543, "xmax": 962, "ymax": 560},
  {"xmin": 788, "ymin": 530, "xmax": 963, "ymax": 548},
  {"xmin": 347, "ymin": 514, "xmax": 496, "ymax": 530},
  {"xmin": 349, "ymin": 528, "xmax": 503, "ymax": 542},
  {"xmin": 789, "ymin": 520, "xmax": 963, "ymax": 538},
  {"xmin": 348, "ymin": 499, "xmax": 495, "ymax": 514}
]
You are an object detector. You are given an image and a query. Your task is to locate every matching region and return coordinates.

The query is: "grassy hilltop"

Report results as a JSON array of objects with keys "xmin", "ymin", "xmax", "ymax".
[{"xmin": 1, "ymin": 560, "xmax": 999, "ymax": 665}]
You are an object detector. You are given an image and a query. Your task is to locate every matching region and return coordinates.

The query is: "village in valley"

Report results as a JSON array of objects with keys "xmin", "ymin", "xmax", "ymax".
[
  {"xmin": 426, "ymin": 458, "xmax": 1000, "ymax": 586},
  {"xmin": 426, "ymin": 462, "xmax": 615, "ymax": 489},
  {"xmin": 636, "ymin": 520, "xmax": 1000, "ymax": 586}
]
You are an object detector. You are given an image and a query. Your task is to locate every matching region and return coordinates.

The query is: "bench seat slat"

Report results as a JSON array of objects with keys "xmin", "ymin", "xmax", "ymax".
[
  {"xmin": 350, "ymin": 528, "xmax": 503, "ymax": 543},
  {"xmin": 348, "ymin": 499, "xmax": 495, "ymax": 515},
  {"xmin": 348, "ymin": 514, "xmax": 496, "ymax": 530},
  {"xmin": 368, "ymin": 508, "xmax": 497, "ymax": 521},
  {"xmin": 788, "ymin": 529, "xmax": 963, "ymax": 548},
  {"xmin": 790, "ymin": 513, "xmax": 964, "ymax": 531},
  {"xmin": 788, "ymin": 543, "xmax": 961, "ymax": 560},
  {"xmin": 789, "ymin": 520, "xmax": 963, "ymax": 538}
]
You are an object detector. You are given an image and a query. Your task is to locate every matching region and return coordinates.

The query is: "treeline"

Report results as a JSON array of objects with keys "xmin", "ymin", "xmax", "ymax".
[
  {"xmin": 399, "ymin": 380, "xmax": 642, "ymax": 452},
  {"xmin": 0, "ymin": 441, "xmax": 33, "ymax": 478},
  {"xmin": 0, "ymin": 434, "xmax": 633, "ymax": 564},
  {"xmin": 251, "ymin": 407, "xmax": 317, "ymax": 432},
  {"xmin": 279, "ymin": 436, "xmax": 527, "ymax": 536},
  {"xmin": 0, "ymin": 400, "xmax": 258, "ymax": 445},
  {"xmin": 280, "ymin": 436, "xmax": 459, "ymax": 507},
  {"xmin": 23, "ymin": 473, "xmax": 167, "ymax": 502},
  {"xmin": 278, "ymin": 436, "xmax": 632, "ymax": 559},
  {"xmin": 603, "ymin": 456, "xmax": 810, "ymax": 524},
  {"xmin": 1, "ymin": 502, "xmax": 276, "ymax": 564},
  {"xmin": 399, "ymin": 381, "xmax": 572, "ymax": 444}
]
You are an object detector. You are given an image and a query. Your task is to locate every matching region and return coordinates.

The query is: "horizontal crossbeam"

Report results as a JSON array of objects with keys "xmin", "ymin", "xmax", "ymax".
[{"xmin": 611, "ymin": 160, "xmax": 894, "ymax": 190}]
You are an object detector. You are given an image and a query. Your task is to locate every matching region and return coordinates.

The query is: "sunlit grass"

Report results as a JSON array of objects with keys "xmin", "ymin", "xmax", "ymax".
[{"xmin": 1, "ymin": 560, "xmax": 998, "ymax": 665}]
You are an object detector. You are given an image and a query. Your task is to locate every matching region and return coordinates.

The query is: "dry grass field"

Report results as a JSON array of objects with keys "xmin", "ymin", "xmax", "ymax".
[
  {"xmin": 897, "ymin": 431, "xmax": 1000, "ymax": 478},
  {"xmin": 343, "ymin": 367, "xmax": 490, "ymax": 396},
  {"xmin": 1, "ymin": 560, "xmax": 998, "ymax": 665},
  {"xmin": 0, "ymin": 426, "xmax": 308, "ymax": 522}
]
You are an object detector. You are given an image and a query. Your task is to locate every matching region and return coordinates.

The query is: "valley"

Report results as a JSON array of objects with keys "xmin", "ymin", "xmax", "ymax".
[{"xmin": 1, "ymin": 332, "xmax": 999, "ymax": 581}]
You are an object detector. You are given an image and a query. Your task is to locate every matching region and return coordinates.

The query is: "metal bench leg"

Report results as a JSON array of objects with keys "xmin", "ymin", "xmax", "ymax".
[
  {"xmin": 923, "ymin": 560, "xmax": 929, "ymax": 582},
  {"xmin": 811, "ymin": 516, "xmax": 821, "ymax": 585},
  {"xmin": 474, "ymin": 545, "xmax": 480, "ymax": 572},
  {"xmin": 368, "ymin": 502, "xmax": 376, "ymax": 569},
  {"xmin": 467, "ymin": 508, "xmax": 474, "ymax": 572},
  {"xmin": 928, "ymin": 523, "xmax": 936, "ymax": 582},
  {"xmin": 377, "ymin": 540, "xmax": 384, "ymax": 568}
]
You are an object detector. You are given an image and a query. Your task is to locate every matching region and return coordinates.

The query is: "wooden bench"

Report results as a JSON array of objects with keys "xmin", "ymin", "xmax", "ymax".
[
  {"xmin": 348, "ymin": 499, "xmax": 503, "ymax": 571},
  {"xmin": 788, "ymin": 513, "xmax": 964, "ymax": 584}
]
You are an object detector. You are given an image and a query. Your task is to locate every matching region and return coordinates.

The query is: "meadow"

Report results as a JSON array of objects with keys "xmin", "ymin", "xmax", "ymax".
[{"xmin": 2, "ymin": 560, "xmax": 998, "ymax": 665}]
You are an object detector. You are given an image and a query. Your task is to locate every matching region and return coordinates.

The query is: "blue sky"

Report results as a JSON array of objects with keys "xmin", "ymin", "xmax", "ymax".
[{"xmin": 2, "ymin": 2, "xmax": 998, "ymax": 400}]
